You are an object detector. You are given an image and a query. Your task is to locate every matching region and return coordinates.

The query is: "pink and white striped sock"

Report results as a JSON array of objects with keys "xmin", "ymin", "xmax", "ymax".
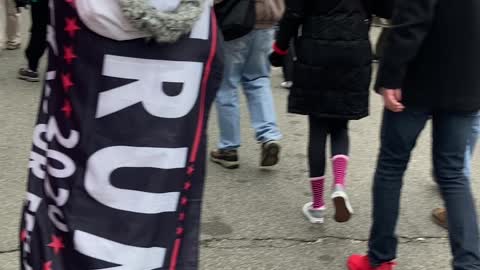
[
  {"xmin": 332, "ymin": 155, "xmax": 349, "ymax": 187},
  {"xmin": 310, "ymin": 176, "xmax": 325, "ymax": 209}
]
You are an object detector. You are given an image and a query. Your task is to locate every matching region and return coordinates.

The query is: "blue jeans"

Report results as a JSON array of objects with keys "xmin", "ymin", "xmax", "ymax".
[
  {"xmin": 464, "ymin": 112, "xmax": 480, "ymax": 178},
  {"xmin": 369, "ymin": 109, "xmax": 480, "ymax": 270},
  {"xmin": 215, "ymin": 29, "xmax": 282, "ymax": 150}
]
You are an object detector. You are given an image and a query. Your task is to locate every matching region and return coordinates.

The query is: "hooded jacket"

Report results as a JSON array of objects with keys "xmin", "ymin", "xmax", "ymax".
[
  {"xmin": 77, "ymin": 0, "xmax": 204, "ymax": 42},
  {"xmin": 275, "ymin": 0, "xmax": 372, "ymax": 119}
]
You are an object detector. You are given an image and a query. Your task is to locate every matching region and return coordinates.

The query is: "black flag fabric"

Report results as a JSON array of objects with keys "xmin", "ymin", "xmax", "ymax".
[{"xmin": 19, "ymin": 1, "xmax": 222, "ymax": 269}]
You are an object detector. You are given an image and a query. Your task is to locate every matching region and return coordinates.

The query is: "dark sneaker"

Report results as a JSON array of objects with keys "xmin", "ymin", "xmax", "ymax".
[
  {"xmin": 210, "ymin": 149, "xmax": 239, "ymax": 169},
  {"xmin": 6, "ymin": 42, "xmax": 21, "ymax": 50},
  {"xmin": 18, "ymin": 68, "xmax": 40, "ymax": 82},
  {"xmin": 432, "ymin": 208, "xmax": 448, "ymax": 229},
  {"xmin": 260, "ymin": 141, "xmax": 280, "ymax": 167}
]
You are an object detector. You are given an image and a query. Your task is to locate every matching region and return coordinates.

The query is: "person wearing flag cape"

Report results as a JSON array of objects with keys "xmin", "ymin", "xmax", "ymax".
[{"xmin": 19, "ymin": 0, "xmax": 222, "ymax": 269}]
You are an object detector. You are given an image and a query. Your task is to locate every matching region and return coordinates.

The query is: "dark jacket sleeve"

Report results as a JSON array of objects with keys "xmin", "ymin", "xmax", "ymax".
[
  {"xmin": 15, "ymin": 0, "xmax": 30, "ymax": 8},
  {"xmin": 372, "ymin": 0, "xmax": 395, "ymax": 19},
  {"xmin": 275, "ymin": 0, "xmax": 305, "ymax": 51},
  {"xmin": 375, "ymin": 0, "xmax": 439, "ymax": 91}
]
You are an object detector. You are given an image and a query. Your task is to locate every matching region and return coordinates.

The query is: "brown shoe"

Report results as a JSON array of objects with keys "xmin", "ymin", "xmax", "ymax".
[{"xmin": 432, "ymin": 208, "xmax": 448, "ymax": 229}]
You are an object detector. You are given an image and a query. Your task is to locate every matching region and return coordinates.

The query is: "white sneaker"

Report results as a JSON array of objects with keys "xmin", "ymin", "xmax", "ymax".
[
  {"xmin": 331, "ymin": 185, "xmax": 353, "ymax": 223},
  {"xmin": 280, "ymin": 81, "xmax": 293, "ymax": 89},
  {"xmin": 302, "ymin": 202, "xmax": 326, "ymax": 224}
]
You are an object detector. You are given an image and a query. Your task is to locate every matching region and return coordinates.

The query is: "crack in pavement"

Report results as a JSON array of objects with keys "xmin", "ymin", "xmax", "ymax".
[
  {"xmin": 0, "ymin": 248, "xmax": 20, "ymax": 255},
  {"xmin": 201, "ymin": 235, "xmax": 449, "ymax": 249},
  {"xmin": 0, "ymin": 236, "xmax": 449, "ymax": 253},
  {"xmin": 0, "ymin": 235, "xmax": 447, "ymax": 252}
]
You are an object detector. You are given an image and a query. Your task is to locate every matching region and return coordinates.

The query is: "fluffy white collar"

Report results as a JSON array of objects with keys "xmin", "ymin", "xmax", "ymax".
[{"xmin": 77, "ymin": 0, "xmax": 209, "ymax": 41}]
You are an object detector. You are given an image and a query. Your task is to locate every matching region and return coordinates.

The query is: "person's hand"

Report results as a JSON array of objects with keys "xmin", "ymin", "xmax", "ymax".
[
  {"xmin": 381, "ymin": 88, "xmax": 405, "ymax": 112},
  {"xmin": 269, "ymin": 51, "xmax": 284, "ymax": 67}
]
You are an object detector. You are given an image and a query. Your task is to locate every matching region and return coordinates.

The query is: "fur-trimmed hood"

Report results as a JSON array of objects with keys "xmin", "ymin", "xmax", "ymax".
[{"xmin": 77, "ymin": 0, "xmax": 207, "ymax": 42}]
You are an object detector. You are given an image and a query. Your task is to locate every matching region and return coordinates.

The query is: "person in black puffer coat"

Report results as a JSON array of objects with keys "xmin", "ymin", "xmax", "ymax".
[{"xmin": 270, "ymin": 0, "xmax": 372, "ymax": 225}]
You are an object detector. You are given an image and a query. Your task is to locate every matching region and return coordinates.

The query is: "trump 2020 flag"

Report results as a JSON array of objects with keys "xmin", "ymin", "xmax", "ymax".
[{"xmin": 19, "ymin": 0, "xmax": 222, "ymax": 269}]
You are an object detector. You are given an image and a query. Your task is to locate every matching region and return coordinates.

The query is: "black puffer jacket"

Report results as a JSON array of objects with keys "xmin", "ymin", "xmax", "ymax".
[{"xmin": 276, "ymin": 0, "xmax": 372, "ymax": 120}]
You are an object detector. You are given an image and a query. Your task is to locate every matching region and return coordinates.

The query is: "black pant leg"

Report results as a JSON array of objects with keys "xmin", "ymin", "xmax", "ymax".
[
  {"xmin": 25, "ymin": 0, "xmax": 49, "ymax": 71},
  {"xmin": 308, "ymin": 116, "xmax": 329, "ymax": 177},
  {"xmin": 328, "ymin": 119, "xmax": 349, "ymax": 157}
]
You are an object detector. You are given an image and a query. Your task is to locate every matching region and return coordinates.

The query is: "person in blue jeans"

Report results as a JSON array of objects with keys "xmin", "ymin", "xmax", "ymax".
[
  {"xmin": 211, "ymin": 0, "xmax": 285, "ymax": 169},
  {"xmin": 464, "ymin": 113, "xmax": 480, "ymax": 178},
  {"xmin": 432, "ymin": 113, "xmax": 480, "ymax": 229},
  {"xmin": 347, "ymin": 0, "xmax": 480, "ymax": 269}
]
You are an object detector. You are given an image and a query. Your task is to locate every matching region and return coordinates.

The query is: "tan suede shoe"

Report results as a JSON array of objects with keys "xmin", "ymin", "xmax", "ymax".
[{"xmin": 432, "ymin": 208, "xmax": 448, "ymax": 229}]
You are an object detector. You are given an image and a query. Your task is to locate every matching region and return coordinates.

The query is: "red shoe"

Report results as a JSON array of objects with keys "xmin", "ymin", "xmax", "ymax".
[{"xmin": 347, "ymin": 254, "xmax": 396, "ymax": 270}]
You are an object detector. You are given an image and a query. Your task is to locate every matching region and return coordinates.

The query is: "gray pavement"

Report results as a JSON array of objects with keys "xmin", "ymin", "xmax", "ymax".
[{"xmin": 1, "ymin": 15, "xmax": 479, "ymax": 270}]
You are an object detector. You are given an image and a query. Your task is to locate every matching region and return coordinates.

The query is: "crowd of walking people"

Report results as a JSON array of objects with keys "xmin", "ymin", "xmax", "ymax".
[{"xmin": 1, "ymin": 0, "xmax": 480, "ymax": 269}]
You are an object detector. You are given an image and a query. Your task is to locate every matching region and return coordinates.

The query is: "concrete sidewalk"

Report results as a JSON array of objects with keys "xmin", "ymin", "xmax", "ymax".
[{"xmin": 0, "ymin": 15, "xmax": 478, "ymax": 270}]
